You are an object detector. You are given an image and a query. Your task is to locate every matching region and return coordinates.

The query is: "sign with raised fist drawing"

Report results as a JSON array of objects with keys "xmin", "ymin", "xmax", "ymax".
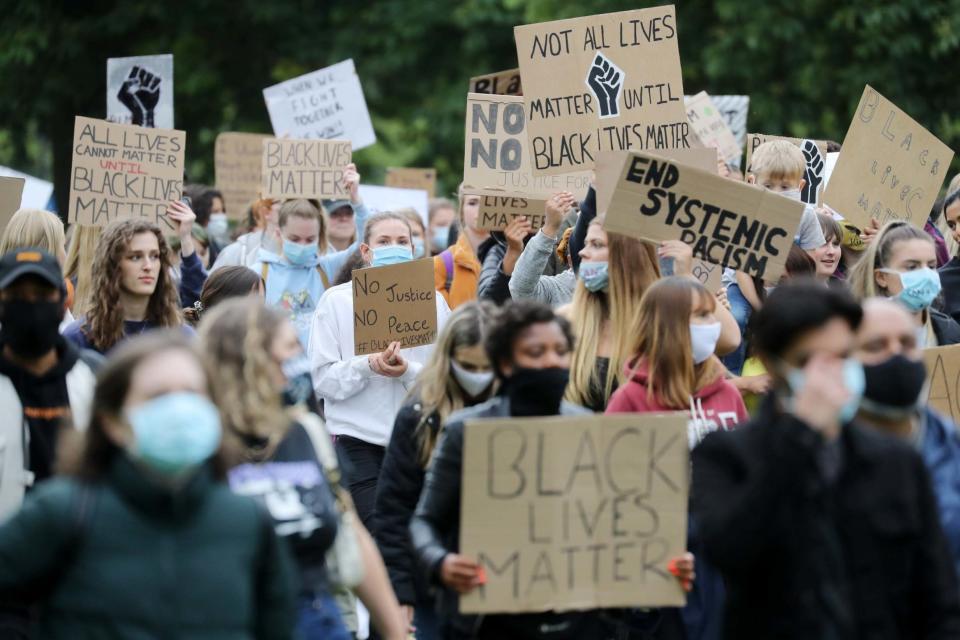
[{"xmin": 107, "ymin": 54, "xmax": 174, "ymax": 129}]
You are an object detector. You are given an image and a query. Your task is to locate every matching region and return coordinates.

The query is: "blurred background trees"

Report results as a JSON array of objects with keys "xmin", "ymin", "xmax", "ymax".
[{"xmin": 2, "ymin": 0, "xmax": 959, "ymax": 214}]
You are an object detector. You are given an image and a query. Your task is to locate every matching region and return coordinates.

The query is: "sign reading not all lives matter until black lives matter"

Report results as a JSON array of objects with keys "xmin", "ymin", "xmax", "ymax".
[
  {"xmin": 352, "ymin": 258, "xmax": 437, "ymax": 356},
  {"xmin": 460, "ymin": 414, "xmax": 689, "ymax": 614},
  {"xmin": 261, "ymin": 138, "xmax": 352, "ymax": 201},
  {"xmin": 514, "ymin": 5, "xmax": 689, "ymax": 176},
  {"xmin": 69, "ymin": 116, "xmax": 185, "ymax": 231},
  {"xmin": 604, "ymin": 151, "xmax": 805, "ymax": 281}
]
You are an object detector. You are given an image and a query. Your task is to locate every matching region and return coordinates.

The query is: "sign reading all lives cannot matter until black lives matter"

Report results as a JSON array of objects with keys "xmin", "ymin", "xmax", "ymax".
[
  {"xmin": 604, "ymin": 151, "xmax": 804, "ymax": 282},
  {"xmin": 352, "ymin": 258, "xmax": 437, "ymax": 356},
  {"xmin": 514, "ymin": 5, "xmax": 689, "ymax": 175},
  {"xmin": 68, "ymin": 116, "xmax": 185, "ymax": 232},
  {"xmin": 459, "ymin": 413, "xmax": 689, "ymax": 614}
]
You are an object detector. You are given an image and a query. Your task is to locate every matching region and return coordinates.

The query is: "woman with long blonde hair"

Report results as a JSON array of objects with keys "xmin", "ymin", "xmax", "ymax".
[{"xmin": 64, "ymin": 224, "xmax": 102, "ymax": 318}]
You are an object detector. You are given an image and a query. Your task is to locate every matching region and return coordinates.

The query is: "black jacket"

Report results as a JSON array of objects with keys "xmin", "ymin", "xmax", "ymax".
[
  {"xmin": 373, "ymin": 400, "xmax": 439, "ymax": 606},
  {"xmin": 931, "ymin": 307, "xmax": 960, "ymax": 346},
  {"xmin": 691, "ymin": 394, "xmax": 960, "ymax": 640},
  {"xmin": 939, "ymin": 256, "xmax": 960, "ymax": 324}
]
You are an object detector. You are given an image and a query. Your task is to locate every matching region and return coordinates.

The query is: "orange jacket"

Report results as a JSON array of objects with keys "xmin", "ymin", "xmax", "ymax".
[{"xmin": 433, "ymin": 234, "xmax": 480, "ymax": 309}]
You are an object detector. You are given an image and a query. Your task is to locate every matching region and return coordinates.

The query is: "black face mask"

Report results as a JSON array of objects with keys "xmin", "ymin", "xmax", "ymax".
[
  {"xmin": 503, "ymin": 367, "xmax": 570, "ymax": 417},
  {"xmin": 0, "ymin": 300, "xmax": 62, "ymax": 359},
  {"xmin": 861, "ymin": 354, "xmax": 927, "ymax": 416}
]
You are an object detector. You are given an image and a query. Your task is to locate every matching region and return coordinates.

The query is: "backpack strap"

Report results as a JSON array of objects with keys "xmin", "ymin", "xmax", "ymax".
[
  {"xmin": 317, "ymin": 265, "xmax": 331, "ymax": 290},
  {"xmin": 441, "ymin": 249, "xmax": 454, "ymax": 292},
  {"xmin": 260, "ymin": 261, "xmax": 269, "ymax": 283}
]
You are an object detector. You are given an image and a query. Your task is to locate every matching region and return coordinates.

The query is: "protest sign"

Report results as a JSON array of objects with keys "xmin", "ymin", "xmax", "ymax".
[
  {"xmin": 604, "ymin": 151, "xmax": 804, "ymax": 281},
  {"xmin": 261, "ymin": 138, "xmax": 351, "ymax": 200},
  {"xmin": 358, "ymin": 184, "xmax": 430, "ymax": 225},
  {"xmin": 0, "ymin": 167, "xmax": 53, "ymax": 210},
  {"xmin": 263, "ymin": 59, "xmax": 376, "ymax": 150},
  {"xmin": 684, "ymin": 92, "xmax": 741, "ymax": 167},
  {"xmin": 0, "ymin": 177, "xmax": 25, "ymax": 236},
  {"xmin": 460, "ymin": 413, "xmax": 688, "ymax": 614},
  {"xmin": 352, "ymin": 258, "xmax": 437, "ymax": 355},
  {"xmin": 464, "ymin": 93, "xmax": 591, "ymax": 198},
  {"xmin": 595, "ymin": 147, "xmax": 717, "ymax": 214},
  {"xmin": 924, "ymin": 344, "xmax": 960, "ymax": 423},
  {"xmin": 68, "ymin": 116, "xmax": 185, "ymax": 231},
  {"xmin": 469, "ymin": 68, "xmax": 523, "ymax": 96},
  {"xmin": 107, "ymin": 54, "xmax": 174, "ymax": 129},
  {"xmin": 706, "ymin": 95, "xmax": 749, "ymax": 152},
  {"xmin": 745, "ymin": 134, "xmax": 828, "ymax": 205},
  {"xmin": 466, "ymin": 190, "xmax": 550, "ymax": 231},
  {"xmin": 385, "ymin": 168, "xmax": 437, "ymax": 197},
  {"xmin": 215, "ymin": 132, "xmax": 272, "ymax": 219},
  {"xmin": 823, "ymin": 85, "xmax": 954, "ymax": 229},
  {"xmin": 691, "ymin": 259, "xmax": 723, "ymax": 293},
  {"xmin": 514, "ymin": 5, "xmax": 689, "ymax": 176}
]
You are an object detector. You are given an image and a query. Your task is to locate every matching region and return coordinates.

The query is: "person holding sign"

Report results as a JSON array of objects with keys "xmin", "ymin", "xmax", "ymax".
[
  {"xmin": 307, "ymin": 212, "xmax": 450, "ymax": 531},
  {"xmin": 692, "ymin": 282, "xmax": 960, "ymax": 639},
  {"xmin": 853, "ymin": 298, "xmax": 960, "ymax": 580},
  {"xmin": 847, "ymin": 221, "xmax": 960, "ymax": 348}
]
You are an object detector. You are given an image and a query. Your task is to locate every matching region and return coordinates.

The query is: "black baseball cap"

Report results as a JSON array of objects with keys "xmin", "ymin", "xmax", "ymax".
[{"xmin": 0, "ymin": 248, "xmax": 65, "ymax": 292}]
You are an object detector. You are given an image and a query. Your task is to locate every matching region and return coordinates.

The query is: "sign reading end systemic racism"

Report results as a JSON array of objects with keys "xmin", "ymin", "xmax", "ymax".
[
  {"xmin": 215, "ymin": 132, "xmax": 272, "ymax": 219},
  {"xmin": 604, "ymin": 151, "xmax": 805, "ymax": 281},
  {"xmin": 0, "ymin": 177, "xmax": 25, "ymax": 236},
  {"xmin": 261, "ymin": 138, "xmax": 352, "ymax": 200},
  {"xmin": 924, "ymin": 344, "xmax": 960, "ymax": 423},
  {"xmin": 460, "ymin": 413, "xmax": 689, "ymax": 614},
  {"xmin": 824, "ymin": 85, "xmax": 954, "ymax": 229},
  {"xmin": 352, "ymin": 258, "xmax": 437, "ymax": 355},
  {"xmin": 68, "ymin": 116, "xmax": 185, "ymax": 231},
  {"xmin": 514, "ymin": 5, "xmax": 689, "ymax": 176}
]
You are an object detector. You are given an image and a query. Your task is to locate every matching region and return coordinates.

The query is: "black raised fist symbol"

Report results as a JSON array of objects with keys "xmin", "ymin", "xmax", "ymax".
[
  {"xmin": 801, "ymin": 139, "xmax": 824, "ymax": 204},
  {"xmin": 118, "ymin": 65, "xmax": 161, "ymax": 127},
  {"xmin": 586, "ymin": 53, "xmax": 623, "ymax": 118}
]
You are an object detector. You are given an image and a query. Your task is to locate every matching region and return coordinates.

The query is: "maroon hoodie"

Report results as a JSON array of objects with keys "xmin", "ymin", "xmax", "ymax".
[{"xmin": 605, "ymin": 360, "xmax": 748, "ymax": 448}]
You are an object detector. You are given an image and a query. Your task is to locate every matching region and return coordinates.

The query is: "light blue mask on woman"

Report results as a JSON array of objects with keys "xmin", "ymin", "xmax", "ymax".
[
  {"xmin": 882, "ymin": 267, "xmax": 941, "ymax": 312},
  {"xmin": 283, "ymin": 239, "xmax": 318, "ymax": 266},
  {"xmin": 127, "ymin": 392, "xmax": 222, "ymax": 474},
  {"xmin": 372, "ymin": 245, "xmax": 414, "ymax": 267},
  {"xmin": 413, "ymin": 237, "xmax": 426, "ymax": 259},
  {"xmin": 578, "ymin": 261, "xmax": 609, "ymax": 292}
]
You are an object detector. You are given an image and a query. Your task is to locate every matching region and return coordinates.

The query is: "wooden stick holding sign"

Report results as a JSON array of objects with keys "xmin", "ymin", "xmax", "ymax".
[
  {"xmin": 261, "ymin": 138, "xmax": 352, "ymax": 200},
  {"xmin": 460, "ymin": 413, "xmax": 689, "ymax": 614},
  {"xmin": 923, "ymin": 344, "xmax": 960, "ymax": 424},
  {"xmin": 604, "ymin": 151, "xmax": 805, "ymax": 281},
  {"xmin": 352, "ymin": 258, "xmax": 437, "ymax": 356},
  {"xmin": 463, "ymin": 190, "xmax": 550, "ymax": 231},
  {"xmin": 0, "ymin": 177, "xmax": 25, "ymax": 237}
]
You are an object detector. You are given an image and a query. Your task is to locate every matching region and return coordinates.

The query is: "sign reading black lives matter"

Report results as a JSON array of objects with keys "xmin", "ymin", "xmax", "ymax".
[
  {"xmin": 514, "ymin": 6, "xmax": 689, "ymax": 176},
  {"xmin": 68, "ymin": 116, "xmax": 185, "ymax": 231},
  {"xmin": 460, "ymin": 414, "xmax": 689, "ymax": 613},
  {"xmin": 605, "ymin": 151, "xmax": 804, "ymax": 282},
  {"xmin": 106, "ymin": 54, "xmax": 174, "ymax": 129},
  {"xmin": 261, "ymin": 138, "xmax": 352, "ymax": 201}
]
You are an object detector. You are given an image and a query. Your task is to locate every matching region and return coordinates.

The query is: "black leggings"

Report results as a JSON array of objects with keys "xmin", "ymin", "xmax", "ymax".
[{"xmin": 334, "ymin": 435, "xmax": 386, "ymax": 532}]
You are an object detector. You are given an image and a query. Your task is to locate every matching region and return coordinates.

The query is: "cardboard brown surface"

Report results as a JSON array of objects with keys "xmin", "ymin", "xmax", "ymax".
[
  {"xmin": 924, "ymin": 344, "xmax": 960, "ymax": 423},
  {"xmin": 459, "ymin": 413, "xmax": 688, "ymax": 614},
  {"xmin": 514, "ymin": 6, "xmax": 689, "ymax": 176},
  {"xmin": 604, "ymin": 151, "xmax": 804, "ymax": 281},
  {"xmin": 595, "ymin": 147, "xmax": 717, "ymax": 214},
  {"xmin": 68, "ymin": 116, "xmax": 185, "ymax": 232},
  {"xmin": 823, "ymin": 85, "xmax": 954, "ymax": 229},
  {"xmin": 215, "ymin": 132, "xmax": 272, "ymax": 219},
  {"xmin": 464, "ymin": 190, "xmax": 550, "ymax": 230},
  {"xmin": 469, "ymin": 68, "xmax": 523, "ymax": 96},
  {"xmin": 691, "ymin": 259, "xmax": 723, "ymax": 293},
  {"xmin": 685, "ymin": 92, "xmax": 742, "ymax": 166},
  {"xmin": 352, "ymin": 258, "xmax": 437, "ymax": 355},
  {"xmin": 261, "ymin": 138, "xmax": 351, "ymax": 201},
  {"xmin": 385, "ymin": 168, "xmax": 437, "ymax": 197},
  {"xmin": 0, "ymin": 177, "xmax": 25, "ymax": 237}
]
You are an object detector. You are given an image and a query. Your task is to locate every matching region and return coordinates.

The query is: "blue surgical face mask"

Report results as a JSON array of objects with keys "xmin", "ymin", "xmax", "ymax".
[
  {"xmin": 784, "ymin": 358, "xmax": 865, "ymax": 424},
  {"xmin": 207, "ymin": 213, "xmax": 230, "ymax": 244},
  {"xmin": 283, "ymin": 239, "xmax": 318, "ymax": 266},
  {"xmin": 432, "ymin": 226, "xmax": 450, "ymax": 251},
  {"xmin": 127, "ymin": 392, "xmax": 222, "ymax": 474},
  {"xmin": 882, "ymin": 267, "xmax": 941, "ymax": 312},
  {"xmin": 779, "ymin": 188, "xmax": 802, "ymax": 202},
  {"xmin": 579, "ymin": 261, "xmax": 609, "ymax": 292},
  {"xmin": 413, "ymin": 237, "xmax": 426, "ymax": 259},
  {"xmin": 371, "ymin": 244, "xmax": 413, "ymax": 267}
]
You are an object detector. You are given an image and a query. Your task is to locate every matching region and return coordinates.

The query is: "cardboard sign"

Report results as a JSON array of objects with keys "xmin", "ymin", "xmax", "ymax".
[
  {"xmin": 685, "ymin": 92, "xmax": 741, "ymax": 167},
  {"xmin": 469, "ymin": 68, "xmax": 523, "ymax": 96},
  {"xmin": 460, "ymin": 413, "xmax": 688, "ymax": 614},
  {"xmin": 604, "ymin": 151, "xmax": 804, "ymax": 281},
  {"xmin": 465, "ymin": 190, "xmax": 549, "ymax": 231},
  {"xmin": 691, "ymin": 259, "xmax": 723, "ymax": 293},
  {"xmin": 263, "ymin": 59, "xmax": 376, "ymax": 150},
  {"xmin": 705, "ymin": 95, "xmax": 749, "ymax": 152},
  {"xmin": 106, "ymin": 54, "xmax": 174, "ymax": 129},
  {"xmin": 595, "ymin": 147, "xmax": 717, "ymax": 214},
  {"xmin": 0, "ymin": 167, "xmax": 53, "ymax": 210},
  {"xmin": 215, "ymin": 132, "xmax": 272, "ymax": 219},
  {"xmin": 68, "ymin": 116, "xmax": 185, "ymax": 231},
  {"xmin": 514, "ymin": 5, "xmax": 689, "ymax": 176},
  {"xmin": 385, "ymin": 168, "xmax": 437, "ymax": 197},
  {"xmin": 358, "ymin": 184, "xmax": 429, "ymax": 225},
  {"xmin": 464, "ymin": 93, "xmax": 591, "ymax": 198},
  {"xmin": 352, "ymin": 258, "xmax": 437, "ymax": 355},
  {"xmin": 261, "ymin": 138, "xmax": 351, "ymax": 200},
  {"xmin": 924, "ymin": 344, "xmax": 960, "ymax": 423},
  {"xmin": 0, "ymin": 177, "xmax": 25, "ymax": 236},
  {"xmin": 744, "ymin": 134, "xmax": 828, "ymax": 205},
  {"xmin": 823, "ymin": 85, "xmax": 954, "ymax": 229}
]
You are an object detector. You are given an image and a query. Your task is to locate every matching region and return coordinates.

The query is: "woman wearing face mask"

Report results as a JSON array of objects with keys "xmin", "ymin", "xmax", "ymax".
[
  {"xmin": 373, "ymin": 301, "xmax": 496, "ymax": 639},
  {"xmin": 410, "ymin": 301, "xmax": 694, "ymax": 639},
  {"xmin": 308, "ymin": 211, "xmax": 451, "ymax": 532},
  {"xmin": 428, "ymin": 198, "xmax": 456, "ymax": 255},
  {"xmin": 199, "ymin": 299, "xmax": 408, "ymax": 640},
  {"xmin": 63, "ymin": 214, "xmax": 192, "ymax": 355},
  {"xmin": 0, "ymin": 332, "xmax": 297, "ymax": 638},
  {"xmin": 433, "ymin": 186, "xmax": 494, "ymax": 309},
  {"xmin": 397, "ymin": 208, "xmax": 429, "ymax": 259},
  {"xmin": 848, "ymin": 220, "xmax": 960, "ymax": 347}
]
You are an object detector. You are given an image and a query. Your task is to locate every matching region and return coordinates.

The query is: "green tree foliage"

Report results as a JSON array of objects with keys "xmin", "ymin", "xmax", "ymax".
[{"xmin": 1, "ymin": 0, "xmax": 958, "ymax": 214}]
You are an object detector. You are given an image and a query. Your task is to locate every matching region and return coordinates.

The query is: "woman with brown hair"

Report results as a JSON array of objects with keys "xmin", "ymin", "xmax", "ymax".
[{"xmin": 183, "ymin": 265, "xmax": 263, "ymax": 326}]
